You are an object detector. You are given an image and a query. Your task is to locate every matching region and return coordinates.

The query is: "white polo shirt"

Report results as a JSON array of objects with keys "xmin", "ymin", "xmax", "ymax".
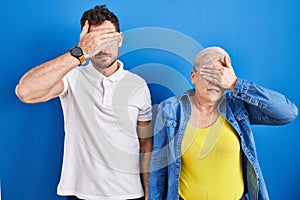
[{"xmin": 57, "ymin": 60, "xmax": 152, "ymax": 200}]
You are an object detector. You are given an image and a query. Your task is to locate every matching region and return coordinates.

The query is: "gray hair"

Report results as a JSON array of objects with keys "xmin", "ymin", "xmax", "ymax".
[{"xmin": 193, "ymin": 46, "xmax": 231, "ymax": 70}]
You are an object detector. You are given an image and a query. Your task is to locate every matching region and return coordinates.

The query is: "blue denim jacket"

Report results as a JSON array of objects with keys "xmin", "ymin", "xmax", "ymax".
[{"xmin": 149, "ymin": 78, "xmax": 298, "ymax": 200}]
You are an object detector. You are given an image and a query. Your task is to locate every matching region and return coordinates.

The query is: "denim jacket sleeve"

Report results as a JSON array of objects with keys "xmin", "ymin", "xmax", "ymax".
[
  {"xmin": 231, "ymin": 78, "xmax": 298, "ymax": 125},
  {"xmin": 149, "ymin": 102, "xmax": 169, "ymax": 199}
]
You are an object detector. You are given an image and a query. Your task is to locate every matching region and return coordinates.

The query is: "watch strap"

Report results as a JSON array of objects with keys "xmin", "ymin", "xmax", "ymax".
[{"xmin": 78, "ymin": 54, "xmax": 86, "ymax": 64}]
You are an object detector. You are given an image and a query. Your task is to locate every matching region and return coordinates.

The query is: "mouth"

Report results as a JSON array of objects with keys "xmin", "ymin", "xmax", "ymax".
[
  {"xmin": 94, "ymin": 52, "xmax": 112, "ymax": 58},
  {"xmin": 207, "ymin": 88, "xmax": 220, "ymax": 92}
]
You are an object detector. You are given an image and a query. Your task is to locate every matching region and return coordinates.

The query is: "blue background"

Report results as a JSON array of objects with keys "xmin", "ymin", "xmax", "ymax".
[{"xmin": 1, "ymin": 0, "xmax": 299, "ymax": 199}]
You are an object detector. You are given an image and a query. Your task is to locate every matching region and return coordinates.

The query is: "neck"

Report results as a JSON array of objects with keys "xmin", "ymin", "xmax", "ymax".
[
  {"xmin": 190, "ymin": 95, "xmax": 220, "ymax": 128},
  {"xmin": 192, "ymin": 94, "xmax": 219, "ymax": 114}
]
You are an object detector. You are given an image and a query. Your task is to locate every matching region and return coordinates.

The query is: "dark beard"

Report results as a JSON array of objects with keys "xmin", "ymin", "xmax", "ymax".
[
  {"xmin": 103, "ymin": 58, "xmax": 117, "ymax": 68},
  {"xmin": 91, "ymin": 57, "xmax": 117, "ymax": 69}
]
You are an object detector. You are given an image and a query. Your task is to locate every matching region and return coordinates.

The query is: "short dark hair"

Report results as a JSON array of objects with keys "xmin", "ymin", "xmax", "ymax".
[{"xmin": 80, "ymin": 5, "xmax": 120, "ymax": 32}]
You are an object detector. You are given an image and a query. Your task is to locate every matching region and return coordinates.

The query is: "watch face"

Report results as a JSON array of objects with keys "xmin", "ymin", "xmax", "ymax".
[{"xmin": 71, "ymin": 47, "xmax": 83, "ymax": 57}]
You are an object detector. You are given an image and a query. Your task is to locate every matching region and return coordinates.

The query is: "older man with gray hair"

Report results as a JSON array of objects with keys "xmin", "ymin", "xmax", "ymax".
[{"xmin": 149, "ymin": 46, "xmax": 298, "ymax": 200}]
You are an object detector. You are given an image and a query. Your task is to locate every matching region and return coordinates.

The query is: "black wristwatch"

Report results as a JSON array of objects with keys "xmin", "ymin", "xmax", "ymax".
[{"xmin": 70, "ymin": 46, "xmax": 85, "ymax": 64}]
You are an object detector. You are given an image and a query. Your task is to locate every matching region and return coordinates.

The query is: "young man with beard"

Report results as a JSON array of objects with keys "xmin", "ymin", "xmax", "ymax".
[{"xmin": 16, "ymin": 5, "xmax": 152, "ymax": 200}]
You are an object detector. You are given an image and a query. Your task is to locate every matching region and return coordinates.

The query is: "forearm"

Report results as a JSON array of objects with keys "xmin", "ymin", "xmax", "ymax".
[
  {"xmin": 141, "ymin": 146, "xmax": 151, "ymax": 200},
  {"xmin": 231, "ymin": 78, "xmax": 298, "ymax": 124},
  {"xmin": 16, "ymin": 52, "xmax": 79, "ymax": 103},
  {"xmin": 137, "ymin": 120, "xmax": 152, "ymax": 199}
]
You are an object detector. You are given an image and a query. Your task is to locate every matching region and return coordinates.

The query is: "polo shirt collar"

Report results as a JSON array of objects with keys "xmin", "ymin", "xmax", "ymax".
[
  {"xmin": 86, "ymin": 60, "xmax": 126, "ymax": 82},
  {"xmin": 106, "ymin": 60, "xmax": 125, "ymax": 82}
]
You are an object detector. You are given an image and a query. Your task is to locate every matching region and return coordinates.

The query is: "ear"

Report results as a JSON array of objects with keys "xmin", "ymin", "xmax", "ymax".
[
  {"xmin": 118, "ymin": 32, "xmax": 123, "ymax": 47},
  {"xmin": 223, "ymin": 55, "xmax": 231, "ymax": 68},
  {"xmin": 190, "ymin": 70, "xmax": 196, "ymax": 84}
]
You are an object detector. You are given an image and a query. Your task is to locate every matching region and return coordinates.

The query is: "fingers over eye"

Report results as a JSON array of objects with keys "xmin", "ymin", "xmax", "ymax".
[{"xmin": 200, "ymin": 68, "xmax": 221, "ymax": 76}]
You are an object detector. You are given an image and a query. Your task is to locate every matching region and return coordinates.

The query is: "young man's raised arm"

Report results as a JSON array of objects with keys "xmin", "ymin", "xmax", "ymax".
[
  {"xmin": 15, "ymin": 52, "xmax": 80, "ymax": 104},
  {"xmin": 16, "ymin": 20, "xmax": 120, "ymax": 104}
]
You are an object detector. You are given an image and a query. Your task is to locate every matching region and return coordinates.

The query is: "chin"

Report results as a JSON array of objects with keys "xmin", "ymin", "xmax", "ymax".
[
  {"xmin": 92, "ymin": 58, "xmax": 116, "ymax": 69},
  {"xmin": 208, "ymin": 93, "xmax": 223, "ymax": 102}
]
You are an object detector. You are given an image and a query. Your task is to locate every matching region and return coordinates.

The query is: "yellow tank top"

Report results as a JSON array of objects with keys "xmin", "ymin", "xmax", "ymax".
[{"xmin": 179, "ymin": 115, "xmax": 244, "ymax": 200}]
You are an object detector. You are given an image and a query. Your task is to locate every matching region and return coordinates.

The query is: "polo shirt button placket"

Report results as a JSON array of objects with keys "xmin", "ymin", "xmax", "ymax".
[
  {"xmin": 102, "ymin": 78, "xmax": 113, "ymax": 106},
  {"xmin": 102, "ymin": 78, "xmax": 108, "ymax": 106}
]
